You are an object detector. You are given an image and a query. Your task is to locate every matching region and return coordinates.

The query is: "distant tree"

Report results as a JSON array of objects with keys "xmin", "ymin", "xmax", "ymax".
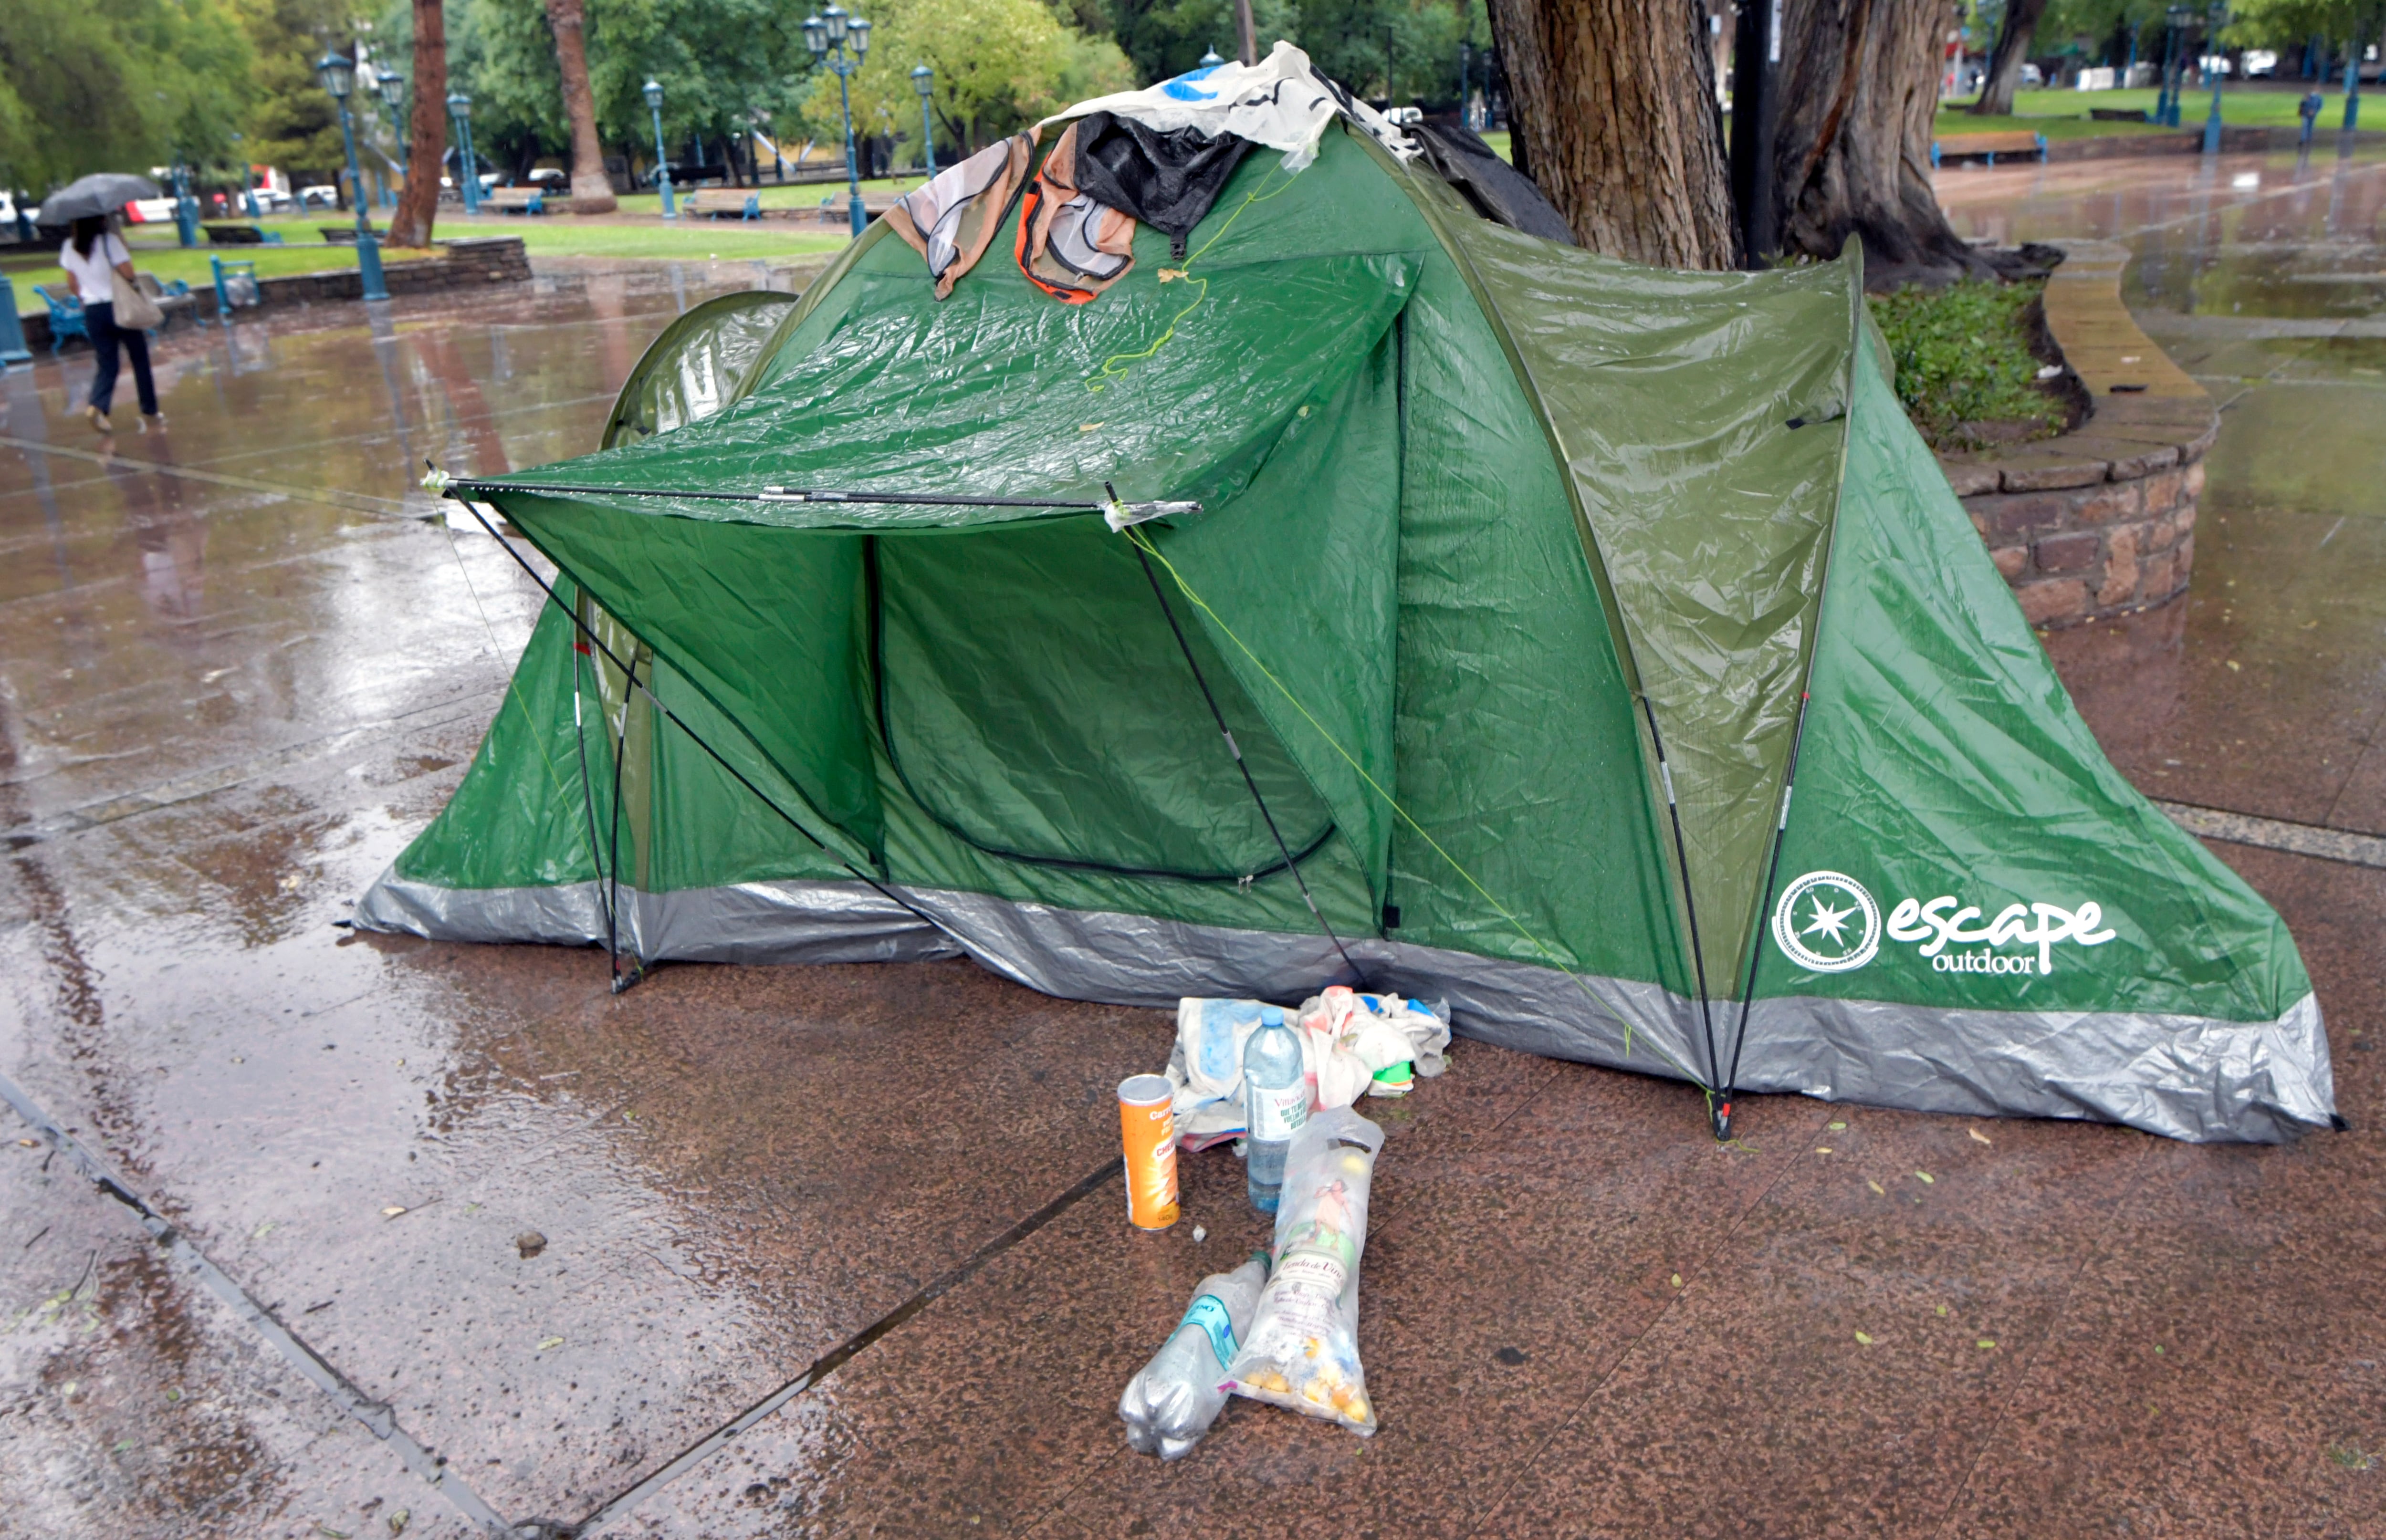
[
  {"xmin": 1106, "ymin": 0, "xmax": 1299, "ymax": 83},
  {"xmin": 388, "ymin": 0, "xmax": 447, "ymax": 247},
  {"xmin": 0, "ymin": 0, "xmax": 252, "ymax": 194},
  {"xmin": 241, "ymin": 0, "xmax": 357, "ymax": 192},
  {"xmin": 1970, "ymin": 0, "xmax": 2053, "ymax": 110},
  {"xmin": 1300, "ymin": 0, "xmax": 1477, "ymax": 103},
  {"xmin": 541, "ymin": 0, "xmax": 619, "ymax": 210},
  {"xmin": 810, "ymin": 0, "xmax": 1131, "ymax": 157},
  {"xmin": 1487, "ymin": 0, "xmax": 1737, "ymax": 266}
]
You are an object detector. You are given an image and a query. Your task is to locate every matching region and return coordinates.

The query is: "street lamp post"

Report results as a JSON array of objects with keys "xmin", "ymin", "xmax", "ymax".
[
  {"xmin": 803, "ymin": 7, "xmax": 872, "ymax": 238},
  {"xmin": 317, "ymin": 53, "xmax": 390, "ymax": 302},
  {"xmin": 2202, "ymin": 1, "xmax": 2228, "ymax": 153},
  {"xmin": 378, "ymin": 69, "xmax": 410, "ymax": 207},
  {"xmin": 2160, "ymin": 6, "xmax": 2191, "ymax": 125},
  {"xmin": 448, "ymin": 92, "xmax": 481, "ymax": 215},
  {"xmin": 907, "ymin": 64, "xmax": 935, "ymax": 180},
  {"xmin": 171, "ymin": 156, "xmax": 198, "ymax": 248},
  {"xmin": 645, "ymin": 79, "xmax": 677, "ymax": 218},
  {"xmin": 230, "ymin": 133, "xmax": 260, "ymax": 219},
  {"xmin": 911, "ymin": 64, "xmax": 936, "ymax": 178},
  {"xmin": 2345, "ymin": 33, "xmax": 2365, "ymax": 130}
]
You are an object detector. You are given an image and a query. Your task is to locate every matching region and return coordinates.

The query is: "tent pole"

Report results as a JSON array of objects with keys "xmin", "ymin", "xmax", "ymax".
[
  {"xmin": 1637, "ymin": 697, "xmax": 1721, "ymax": 1127},
  {"xmin": 606, "ymin": 647, "xmax": 645, "ymax": 994},
  {"xmin": 571, "ymin": 621, "xmax": 620, "ymax": 975},
  {"xmin": 1717, "ymin": 690, "xmax": 1815, "ymax": 1138},
  {"xmin": 443, "ymin": 488, "xmax": 957, "ymax": 950},
  {"xmin": 1125, "ymin": 518, "xmax": 1365, "ymax": 990}
]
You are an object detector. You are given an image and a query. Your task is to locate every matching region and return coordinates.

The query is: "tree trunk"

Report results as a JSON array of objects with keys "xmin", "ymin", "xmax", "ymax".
[
  {"xmin": 1235, "ymin": 0, "xmax": 1258, "ymax": 64},
  {"xmin": 1773, "ymin": 0, "xmax": 1977, "ymax": 276},
  {"xmin": 1484, "ymin": 0, "xmax": 1736, "ymax": 268},
  {"xmin": 1969, "ymin": 0, "xmax": 2049, "ymax": 114},
  {"xmin": 388, "ymin": 0, "xmax": 449, "ymax": 248},
  {"xmin": 542, "ymin": 0, "xmax": 619, "ymax": 213}
]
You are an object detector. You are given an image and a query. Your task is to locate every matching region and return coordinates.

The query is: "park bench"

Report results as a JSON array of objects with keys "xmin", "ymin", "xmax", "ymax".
[
  {"xmin": 320, "ymin": 224, "xmax": 389, "ymax": 244},
  {"xmin": 204, "ymin": 222, "xmax": 284, "ymax": 246},
  {"xmin": 484, "ymin": 187, "xmax": 552, "ymax": 215},
  {"xmin": 686, "ymin": 189, "xmax": 762, "ymax": 221},
  {"xmin": 211, "ymin": 254, "xmax": 261, "ymax": 319},
  {"xmin": 132, "ymin": 271, "xmax": 201, "ymax": 331},
  {"xmin": 1930, "ymin": 130, "xmax": 2049, "ymax": 167},
  {"xmin": 31, "ymin": 285, "xmax": 85, "ymax": 354}
]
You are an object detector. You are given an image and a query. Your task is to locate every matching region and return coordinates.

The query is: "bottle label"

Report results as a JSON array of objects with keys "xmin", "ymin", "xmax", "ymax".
[
  {"xmin": 1247, "ymin": 1081, "xmax": 1309, "ymax": 1142},
  {"xmin": 1178, "ymin": 1292, "xmax": 1238, "ymax": 1370}
]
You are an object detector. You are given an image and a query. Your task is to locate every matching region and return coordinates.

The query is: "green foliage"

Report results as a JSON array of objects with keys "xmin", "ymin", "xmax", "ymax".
[
  {"xmin": 1867, "ymin": 280, "xmax": 2066, "ymax": 450},
  {"xmin": 0, "ymin": 0, "xmax": 256, "ymax": 193},
  {"xmin": 234, "ymin": 0, "xmax": 356, "ymax": 190},
  {"xmin": 1105, "ymin": 0, "xmax": 1483, "ymax": 101},
  {"xmin": 804, "ymin": 0, "xmax": 1132, "ymax": 156}
]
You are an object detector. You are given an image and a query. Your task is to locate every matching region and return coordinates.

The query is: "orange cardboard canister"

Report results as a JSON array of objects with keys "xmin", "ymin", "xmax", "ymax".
[{"xmin": 1118, "ymin": 1074, "xmax": 1180, "ymax": 1229}]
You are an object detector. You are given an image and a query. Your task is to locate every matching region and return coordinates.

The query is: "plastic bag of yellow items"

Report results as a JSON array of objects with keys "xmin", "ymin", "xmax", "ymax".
[{"xmin": 1224, "ymin": 1105, "xmax": 1386, "ymax": 1434}]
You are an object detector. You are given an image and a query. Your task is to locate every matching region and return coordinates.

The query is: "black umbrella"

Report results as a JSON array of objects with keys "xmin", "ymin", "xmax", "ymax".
[{"xmin": 38, "ymin": 172, "xmax": 164, "ymax": 223}]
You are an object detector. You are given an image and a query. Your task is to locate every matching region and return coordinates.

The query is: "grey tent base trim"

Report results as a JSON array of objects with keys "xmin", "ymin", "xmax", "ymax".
[
  {"xmin": 354, "ymin": 872, "xmax": 2333, "ymax": 1144},
  {"xmin": 354, "ymin": 873, "xmax": 962, "ymax": 966}
]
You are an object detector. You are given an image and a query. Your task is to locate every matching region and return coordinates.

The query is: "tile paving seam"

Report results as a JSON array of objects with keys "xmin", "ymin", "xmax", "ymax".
[
  {"xmin": 571, "ymin": 1155, "xmax": 1127, "ymax": 1539},
  {"xmin": 0, "ymin": 1066, "xmax": 522, "ymax": 1539},
  {"xmin": 2155, "ymin": 799, "xmax": 2386, "ymax": 870},
  {"xmin": 2, "ymin": 684, "xmax": 509, "ymax": 849},
  {"xmin": 0, "ymin": 430, "xmax": 423, "ymax": 520}
]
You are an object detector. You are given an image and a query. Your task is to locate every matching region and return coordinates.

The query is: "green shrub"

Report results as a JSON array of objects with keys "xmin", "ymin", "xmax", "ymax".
[{"xmin": 1867, "ymin": 279, "xmax": 2066, "ymax": 451}]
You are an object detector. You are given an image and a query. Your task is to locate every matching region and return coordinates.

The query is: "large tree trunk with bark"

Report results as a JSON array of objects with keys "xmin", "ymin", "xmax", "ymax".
[
  {"xmin": 388, "ymin": 0, "xmax": 449, "ymax": 248},
  {"xmin": 1772, "ymin": 0, "xmax": 1978, "ymax": 278},
  {"xmin": 1969, "ymin": 0, "xmax": 2049, "ymax": 114},
  {"xmin": 543, "ymin": 0, "xmax": 619, "ymax": 214},
  {"xmin": 1485, "ymin": 0, "xmax": 1737, "ymax": 267}
]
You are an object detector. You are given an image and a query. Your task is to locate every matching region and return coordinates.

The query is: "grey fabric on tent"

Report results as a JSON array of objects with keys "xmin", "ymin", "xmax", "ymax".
[{"xmin": 1410, "ymin": 124, "xmax": 1576, "ymax": 246}]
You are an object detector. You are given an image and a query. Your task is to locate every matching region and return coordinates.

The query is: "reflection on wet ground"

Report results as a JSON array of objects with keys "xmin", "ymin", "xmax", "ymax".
[{"xmin": 1, "ymin": 170, "xmax": 2383, "ymax": 1538}]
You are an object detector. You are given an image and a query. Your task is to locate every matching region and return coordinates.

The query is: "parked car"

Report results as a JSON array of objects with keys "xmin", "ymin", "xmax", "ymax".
[
  {"xmin": 2242, "ymin": 50, "xmax": 2278, "ymax": 77},
  {"xmin": 299, "ymin": 184, "xmax": 340, "ymax": 208},
  {"xmin": 2020, "ymin": 62, "xmax": 2044, "ymax": 86},
  {"xmin": 126, "ymin": 196, "xmax": 179, "ymax": 223}
]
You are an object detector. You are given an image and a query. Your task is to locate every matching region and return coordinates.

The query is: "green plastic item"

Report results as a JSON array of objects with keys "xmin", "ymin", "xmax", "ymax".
[{"xmin": 361, "ymin": 121, "xmax": 2329, "ymax": 1145}]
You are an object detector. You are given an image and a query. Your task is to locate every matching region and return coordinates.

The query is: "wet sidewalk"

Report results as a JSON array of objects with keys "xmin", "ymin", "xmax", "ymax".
[{"xmin": 3, "ymin": 165, "xmax": 2384, "ymax": 1538}]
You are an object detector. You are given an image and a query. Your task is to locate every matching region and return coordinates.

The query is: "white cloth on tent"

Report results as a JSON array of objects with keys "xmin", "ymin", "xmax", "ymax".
[
  {"xmin": 1043, "ymin": 42, "xmax": 1418, "ymax": 174},
  {"xmin": 1164, "ymin": 987, "xmax": 1449, "ymax": 1148}
]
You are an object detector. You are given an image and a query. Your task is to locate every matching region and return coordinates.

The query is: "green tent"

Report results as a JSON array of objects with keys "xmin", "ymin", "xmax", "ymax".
[{"xmin": 361, "ymin": 116, "xmax": 2333, "ymax": 1143}]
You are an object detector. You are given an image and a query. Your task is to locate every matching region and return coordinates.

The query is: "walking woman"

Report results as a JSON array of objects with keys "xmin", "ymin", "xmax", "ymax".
[{"xmin": 60, "ymin": 214, "xmax": 161, "ymax": 434}]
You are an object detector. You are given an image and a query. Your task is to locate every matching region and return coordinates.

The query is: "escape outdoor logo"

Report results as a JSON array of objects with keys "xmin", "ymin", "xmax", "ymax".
[{"xmin": 1771, "ymin": 872, "xmax": 2119, "ymax": 978}]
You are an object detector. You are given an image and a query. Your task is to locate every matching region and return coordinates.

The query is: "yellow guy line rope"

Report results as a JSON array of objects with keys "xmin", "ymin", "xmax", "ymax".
[
  {"xmin": 1123, "ymin": 525, "xmax": 1699, "ymax": 1084},
  {"xmin": 1085, "ymin": 165, "xmax": 1297, "ymax": 393}
]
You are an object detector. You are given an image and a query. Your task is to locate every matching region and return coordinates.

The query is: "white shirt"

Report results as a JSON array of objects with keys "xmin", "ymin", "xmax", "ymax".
[{"xmin": 60, "ymin": 232, "xmax": 130, "ymax": 307}]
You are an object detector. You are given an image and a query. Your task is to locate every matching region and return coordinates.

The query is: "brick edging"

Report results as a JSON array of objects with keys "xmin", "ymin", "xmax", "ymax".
[{"xmin": 1934, "ymin": 239, "xmax": 2216, "ymax": 629}]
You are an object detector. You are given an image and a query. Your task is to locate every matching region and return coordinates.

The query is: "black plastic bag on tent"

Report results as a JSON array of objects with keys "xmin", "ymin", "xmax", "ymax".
[
  {"xmin": 1408, "ymin": 123, "xmax": 1577, "ymax": 246},
  {"xmin": 1070, "ymin": 111, "xmax": 1255, "ymax": 260}
]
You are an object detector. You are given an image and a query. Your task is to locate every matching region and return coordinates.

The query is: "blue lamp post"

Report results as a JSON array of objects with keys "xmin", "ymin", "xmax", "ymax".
[
  {"xmin": 2345, "ymin": 31, "xmax": 2365, "ymax": 129},
  {"xmin": 170, "ymin": 156, "xmax": 199, "ymax": 248},
  {"xmin": 911, "ymin": 64, "xmax": 936, "ymax": 177},
  {"xmin": 2160, "ymin": 5, "xmax": 2190, "ymax": 125},
  {"xmin": 377, "ymin": 68, "xmax": 409, "ymax": 209},
  {"xmin": 804, "ymin": 7, "xmax": 872, "ymax": 237},
  {"xmin": 317, "ymin": 53, "xmax": 390, "ymax": 302},
  {"xmin": 447, "ymin": 92, "xmax": 481, "ymax": 215},
  {"xmin": 644, "ymin": 79, "xmax": 677, "ymax": 218},
  {"xmin": 231, "ymin": 132, "xmax": 261, "ymax": 218},
  {"xmin": 2201, "ymin": 2, "xmax": 2229, "ymax": 152}
]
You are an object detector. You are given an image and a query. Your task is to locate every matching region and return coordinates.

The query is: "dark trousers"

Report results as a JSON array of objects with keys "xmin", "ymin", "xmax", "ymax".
[{"xmin": 85, "ymin": 301, "xmax": 159, "ymax": 418}]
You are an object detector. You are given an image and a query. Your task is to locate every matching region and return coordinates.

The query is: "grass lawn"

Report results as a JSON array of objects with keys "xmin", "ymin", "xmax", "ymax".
[
  {"xmin": 8, "ymin": 214, "xmax": 848, "ymax": 312},
  {"xmin": 1938, "ymin": 84, "xmax": 2341, "ymax": 135}
]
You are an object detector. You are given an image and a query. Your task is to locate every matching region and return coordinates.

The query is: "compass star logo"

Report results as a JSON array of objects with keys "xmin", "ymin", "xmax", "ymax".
[{"xmin": 1771, "ymin": 871, "xmax": 1882, "ymax": 973}]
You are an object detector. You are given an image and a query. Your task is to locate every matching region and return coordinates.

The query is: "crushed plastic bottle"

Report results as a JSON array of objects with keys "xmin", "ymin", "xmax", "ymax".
[
  {"xmin": 1119, "ymin": 1251, "xmax": 1270, "ymax": 1460},
  {"xmin": 1243, "ymin": 1006, "xmax": 1308, "ymax": 1215}
]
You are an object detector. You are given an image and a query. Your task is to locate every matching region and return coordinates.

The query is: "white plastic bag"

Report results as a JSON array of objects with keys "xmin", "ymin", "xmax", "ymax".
[
  {"xmin": 1224, "ymin": 1105, "xmax": 1385, "ymax": 1434},
  {"xmin": 1165, "ymin": 992, "xmax": 1447, "ymax": 1148}
]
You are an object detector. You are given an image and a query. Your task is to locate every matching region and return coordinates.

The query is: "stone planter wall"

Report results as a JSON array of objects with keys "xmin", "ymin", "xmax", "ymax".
[
  {"xmin": 1934, "ymin": 240, "xmax": 2219, "ymax": 629},
  {"xmin": 18, "ymin": 236, "xmax": 531, "ymax": 352}
]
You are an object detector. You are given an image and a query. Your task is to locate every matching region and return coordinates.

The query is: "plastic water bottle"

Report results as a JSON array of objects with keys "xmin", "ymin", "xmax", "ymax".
[
  {"xmin": 1243, "ymin": 1006, "xmax": 1308, "ymax": 1215},
  {"xmin": 1118, "ymin": 1251, "xmax": 1269, "ymax": 1460}
]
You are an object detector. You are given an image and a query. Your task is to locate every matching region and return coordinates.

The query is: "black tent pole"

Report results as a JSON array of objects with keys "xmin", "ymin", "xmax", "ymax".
[
  {"xmin": 1639, "ymin": 697, "xmax": 1722, "ymax": 1130},
  {"xmin": 1124, "ymin": 510, "xmax": 1365, "ymax": 990}
]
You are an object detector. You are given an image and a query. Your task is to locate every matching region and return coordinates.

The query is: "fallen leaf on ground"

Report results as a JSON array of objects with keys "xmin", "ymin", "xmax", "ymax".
[
  {"xmin": 381, "ymin": 1206, "xmax": 406, "ymax": 1217},
  {"xmin": 1854, "ymin": 1331, "xmax": 1875, "ymax": 1346},
  {"xmin": 2226, "ymin": 660, "xmax": 2241, "ymax": 671},
  {"xmin": 538, "ymin": 1336, "xmax": 565, "ymax": 1350},
  {"xmin": 1968, "ymin": 1127, "xmax": 1993, "ymax": 1145},
  {"xmin": 1978, "ymin": 1338, "xmax": 1998, "ymax": 1350},
  {"xmin": 1936, "ymin": 1304, "xmax": 1948, "ymax": 1316},
  {"xmin": 1914, "ymin": 1171, "xmax": 1935, "ymax": 1184},
  {"xmin": 1670, "ymin": 1273, "xmax": 1683, "ymax": 1289},
  {"xmin": 1867, "ymin": 1180, "xmax": 1885, "ymax": 1196},
  {"xmin": 16, "ymin": 1138, "xmax": 36, "ymax": 1147},
  {"xmin": 1815, "ymin": 1146, "xmax": 1833, "ymax": 1154},
  {"xmin": 388, "ymin": 1509, "xmax": 409, "ymax": 1535},
  {"xmin": 1827, "ymin": 1121, "xmax": 1847, "ymax": 1131}
]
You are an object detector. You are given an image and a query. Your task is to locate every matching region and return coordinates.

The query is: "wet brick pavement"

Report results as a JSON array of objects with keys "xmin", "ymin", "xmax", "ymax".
[{"xmin": 2, "ymin": 162, "xmax": 2383, "ymax": 1537}]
